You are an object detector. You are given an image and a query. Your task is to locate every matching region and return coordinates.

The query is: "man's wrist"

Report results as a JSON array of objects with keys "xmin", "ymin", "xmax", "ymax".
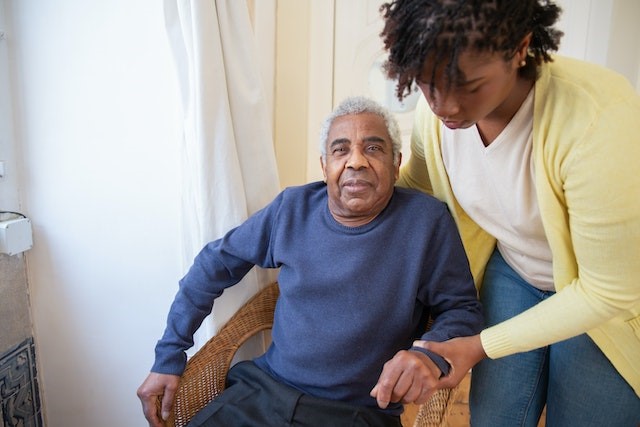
[{"xmin": 410, "ymin": 346, "xmax": 450, "ymax": 377}]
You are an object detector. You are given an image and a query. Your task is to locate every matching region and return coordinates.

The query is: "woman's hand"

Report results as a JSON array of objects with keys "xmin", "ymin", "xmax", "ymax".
[{"xmin": 413, "ymin": 335, "xmax": 487, "ymax": 389}]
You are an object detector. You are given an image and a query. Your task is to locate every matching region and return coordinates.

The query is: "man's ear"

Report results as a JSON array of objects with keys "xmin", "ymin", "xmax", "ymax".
[
  {"xmin": 394, "ymin": 152, "xmax": 402, "ymax": 181},
  {"xmin": 319, "ymin": 156, "xmax": 327, "ymax": 182}
]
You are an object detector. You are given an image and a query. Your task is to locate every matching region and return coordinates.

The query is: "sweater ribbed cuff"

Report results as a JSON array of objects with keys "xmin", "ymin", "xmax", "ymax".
[
  {"xmin": 152, "ymin": 346, "xmax": 187, "ymax": 376},
  {"xmin": 480, "ymin": 327, "xmax": 515, "ymax": 359},
  {"xmin": 410, "ymin": 347, "xmax": 450, "ymax": 377}
]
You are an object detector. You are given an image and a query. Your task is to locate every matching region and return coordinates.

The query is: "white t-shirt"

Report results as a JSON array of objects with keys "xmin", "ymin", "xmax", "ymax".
[{"xmin": 441, "ymin": 90, "xmax": 554, "ymax": 291}]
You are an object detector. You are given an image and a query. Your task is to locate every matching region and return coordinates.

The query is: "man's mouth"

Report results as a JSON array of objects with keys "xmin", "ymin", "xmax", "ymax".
[{"xmin": 342, "ymin": 179, "xmax": 371, "ymax": 191}]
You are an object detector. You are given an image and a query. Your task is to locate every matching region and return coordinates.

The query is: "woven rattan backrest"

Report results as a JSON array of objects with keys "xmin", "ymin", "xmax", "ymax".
[{"xmin": 168, "ymin": 282, "xmax": 280, "ymax": 427}]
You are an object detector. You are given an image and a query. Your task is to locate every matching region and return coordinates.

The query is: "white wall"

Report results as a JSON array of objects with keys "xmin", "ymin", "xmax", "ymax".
[
  {"xmin": 555, "ymin": 0, "xmax": 640, "ymax": 91},
  {"xmin": 5, "ymin": 1, "xmax": 183, "ymax": 426},
  {"xmin": 0, "ymin": 3, "xmax": 20, "ymax": 209}
]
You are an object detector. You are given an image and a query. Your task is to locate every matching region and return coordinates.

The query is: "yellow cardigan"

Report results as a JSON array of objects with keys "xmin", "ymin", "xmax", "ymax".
[{"xmin": 398, "ymin": 56, "xmax": 640, "ymax": 396}]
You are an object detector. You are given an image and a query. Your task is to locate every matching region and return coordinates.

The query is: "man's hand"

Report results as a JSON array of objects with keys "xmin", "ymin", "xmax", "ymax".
[
  {"xmin": 137, "ymin": 372, "xmax": 181, "ymax": 427},
  {"xmin": 370, "ymin": 350, "xmax": 442, "ymax": 409},
  {"xmin": 413, "ymin": 334, "xmax": 486, "ymax": 389}
]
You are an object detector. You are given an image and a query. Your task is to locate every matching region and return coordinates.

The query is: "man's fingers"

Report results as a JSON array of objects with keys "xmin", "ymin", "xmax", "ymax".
[
  {"xmin": 398, "ymin": 377, "xmax": 420, "ymax": 404},
  {"xmin": 371, "ymin": 381, "xmax": 392, "ymax": 409},
  {"xmin": 139, "ymin": 395, "xmax": 163, "ymax": 427},
  {"xmin": 387, "ymin": 370, "xmax": 413, "ymax": 405},
  {"xmin": 373, "ymin": 349, "xmax": 448, "ymax": 409},
  {"xmin": 371, "ymin": 367, "xmax": 408, "ymax": 409},
  {"xmin": 371, "ymin": 354, "xmax": 400, "ymax": 409},
  {"xmin": 160, "ymin": 386, "xmax": 176, "ymax": 421},
  {"xmin": 372, "ymin": 353, "xmax": 422, "ymax": 408},
  {"xmin": 137, "ymin": 373, "xmax": 181, "ymax": 427}
]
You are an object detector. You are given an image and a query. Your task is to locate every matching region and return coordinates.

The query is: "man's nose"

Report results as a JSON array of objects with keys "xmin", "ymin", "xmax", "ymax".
[{"xmin": 346, "ymin": 148, "xmax": 368, "ymax": 169}]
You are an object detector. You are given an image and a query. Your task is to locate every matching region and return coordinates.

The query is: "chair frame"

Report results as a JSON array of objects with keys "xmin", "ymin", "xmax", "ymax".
[
  {"xmin": 166, "ymin": 281, "xmax": 458, "ymax": 427},
  {"xmin": 168, "ymin": 282, "xmax": 280, "ymax": 427},
  {"xmin": 411, "ymin": 386, "xmax": 460, "ymax": 427}
]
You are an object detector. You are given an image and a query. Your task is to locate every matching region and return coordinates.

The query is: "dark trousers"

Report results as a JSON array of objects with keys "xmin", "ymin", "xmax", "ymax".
[{"xmin": 186, "ymin": 361, "xmax": 402, "ymax": 427}]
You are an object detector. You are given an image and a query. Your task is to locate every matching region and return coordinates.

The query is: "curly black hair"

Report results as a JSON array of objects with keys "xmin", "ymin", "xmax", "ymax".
[{"xmin": 380, "ymin": 0, "xmax": 563, "ymax": 100}]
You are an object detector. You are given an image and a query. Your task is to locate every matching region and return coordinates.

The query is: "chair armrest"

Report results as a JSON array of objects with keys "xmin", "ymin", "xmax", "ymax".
[
  {"xmin": 412, "ymin": 386, "xmax": 461, "ymax": 427},
  {"xmin": 168, "ymin": 282, "xmax": 280, "ymax": 427}
]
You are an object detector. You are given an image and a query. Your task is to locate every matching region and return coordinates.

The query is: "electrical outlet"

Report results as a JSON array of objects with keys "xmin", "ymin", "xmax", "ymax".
[{"xmin": 0, "ymin": 218, "xmax": 33, "ymax": 255}]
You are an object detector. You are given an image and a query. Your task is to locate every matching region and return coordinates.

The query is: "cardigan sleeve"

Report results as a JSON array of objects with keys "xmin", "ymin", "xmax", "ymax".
[
  {"xmin": 481, "ymin": 61, "xmax": 640, "ymax": 358},
  {"xmin": 396, "ymin": 98, "xmax": 433, "ymax": 195}
]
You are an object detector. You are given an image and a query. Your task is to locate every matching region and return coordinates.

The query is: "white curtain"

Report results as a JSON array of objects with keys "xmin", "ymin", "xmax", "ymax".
[{"xmin": 164, "ymin": 0, "xmax": 280, "ymax": 354}]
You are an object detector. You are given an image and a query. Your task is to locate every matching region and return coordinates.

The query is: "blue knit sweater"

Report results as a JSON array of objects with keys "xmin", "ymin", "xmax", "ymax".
[{"xmin": 152, "ymin": 182, "xmax": 482, "ymax": 414}]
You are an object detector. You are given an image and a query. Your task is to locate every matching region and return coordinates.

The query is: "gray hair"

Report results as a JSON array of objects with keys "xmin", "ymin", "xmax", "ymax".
[{"xmin": 319, "ymin": 96, "xmax": 402, "ymax": 165}]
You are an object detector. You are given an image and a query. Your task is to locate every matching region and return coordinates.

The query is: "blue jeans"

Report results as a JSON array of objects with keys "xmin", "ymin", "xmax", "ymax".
[{"xmin": 469, "ymin": 249, "xmax": 640, "ymax": 427}]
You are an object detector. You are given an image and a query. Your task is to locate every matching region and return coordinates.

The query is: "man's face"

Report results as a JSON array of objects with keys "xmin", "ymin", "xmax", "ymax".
[{"xmin": 321, "ymin": 113, "xmax": 400, "ymax": 226}]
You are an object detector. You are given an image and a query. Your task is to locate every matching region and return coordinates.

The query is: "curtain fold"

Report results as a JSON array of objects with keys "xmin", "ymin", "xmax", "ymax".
[{"xmin": 164, "ymin": 0, "xmax": 280, "ymax": 354}]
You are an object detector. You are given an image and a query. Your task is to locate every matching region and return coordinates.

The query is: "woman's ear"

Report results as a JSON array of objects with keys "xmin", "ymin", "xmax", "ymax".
[{"xmin": 517, "ymin": 32, "xmax": 533, "ymax": 64}]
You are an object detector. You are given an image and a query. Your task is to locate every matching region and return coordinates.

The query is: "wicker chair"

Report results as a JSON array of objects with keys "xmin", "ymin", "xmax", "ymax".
[
  {"xmin": 411, "ymin": 386, "xmax": 460, "ymax": 427},
  {"xmin": 166, "ymin": 281, "xmax": 458, "ymax": 427}
]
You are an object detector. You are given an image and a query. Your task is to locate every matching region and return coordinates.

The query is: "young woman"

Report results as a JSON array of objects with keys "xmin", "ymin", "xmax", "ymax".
[{"xmin": 377, "ymin": 1, "xmax": 640, "ymax": 425}]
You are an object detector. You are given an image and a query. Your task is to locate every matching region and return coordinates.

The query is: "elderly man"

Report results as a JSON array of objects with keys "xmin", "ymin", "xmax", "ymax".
[{"xmin": 137, "ymin": 96, "xmax": 482, "ymax": 427}]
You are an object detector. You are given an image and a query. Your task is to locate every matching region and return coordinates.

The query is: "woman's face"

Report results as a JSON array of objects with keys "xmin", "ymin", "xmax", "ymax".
[{"xmin": 416, "ymin": 49, "xmax": 525, "ymax": 130}]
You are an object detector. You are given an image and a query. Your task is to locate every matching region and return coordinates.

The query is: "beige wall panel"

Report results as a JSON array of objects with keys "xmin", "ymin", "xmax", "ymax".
[{"xmin": 275, "ymin": 0, "xmax": 310, "ymax": 187}]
